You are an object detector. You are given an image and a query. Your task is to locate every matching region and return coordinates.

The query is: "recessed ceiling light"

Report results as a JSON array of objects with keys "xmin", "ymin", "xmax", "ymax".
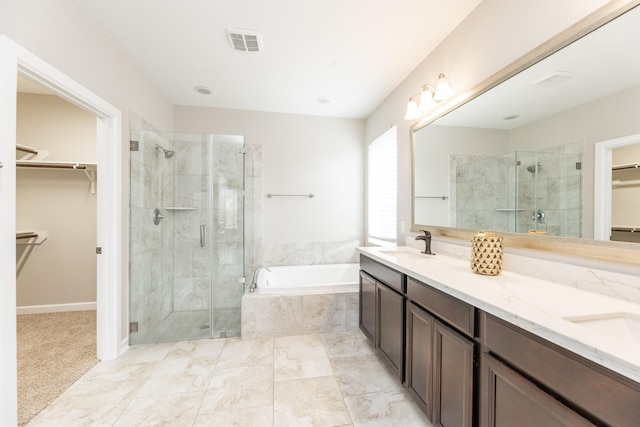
[
  {"xmin": 503, "ymin": 114, "xmax": 520, "ymax": 120},
  {"xmin": 194, "ymin": 86, "xmax": 212, "ymax": 95},
  {"xmin": 316, "ymin": 97, "xmax": 330, "ymax": 105}
]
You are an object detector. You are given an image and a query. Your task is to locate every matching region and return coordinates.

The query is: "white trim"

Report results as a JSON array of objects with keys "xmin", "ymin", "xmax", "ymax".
[
  {"xmin": 16, "ymin": 302, "xmax": 97, "ymax": 315},
  {"xmin": 0, "ymin": 36, "xmax": 124, "ymax": 425},
  {"xmin": 594, "ymin": 133, "xmax": 640, "ymax": 240},
  {"xmin": 0, "ymin": 35, "xmax": 19, "ymax": 427}
]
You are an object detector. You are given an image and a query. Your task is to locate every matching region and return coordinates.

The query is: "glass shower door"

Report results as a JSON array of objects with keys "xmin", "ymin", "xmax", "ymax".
[{"xmin": 129, "ymin": 130, "xmax": 244, "ymax": 344}]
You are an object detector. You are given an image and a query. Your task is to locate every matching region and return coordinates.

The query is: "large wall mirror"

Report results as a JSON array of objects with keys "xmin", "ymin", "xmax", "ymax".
[{"xmin": 411, "ymin": 1, "xmax": 640, "ymax": 265}]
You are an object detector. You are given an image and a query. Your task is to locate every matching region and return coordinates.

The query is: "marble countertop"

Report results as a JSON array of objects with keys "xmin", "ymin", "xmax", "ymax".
[{"xmin": 357, "ymin": 246, "xmax": 640, "ymax": 384}]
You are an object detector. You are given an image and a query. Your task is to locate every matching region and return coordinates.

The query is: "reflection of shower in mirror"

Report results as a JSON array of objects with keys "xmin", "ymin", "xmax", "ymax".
[{"xmin": 526, "ymin": 163, "xmax": 541, "ymax": 174}]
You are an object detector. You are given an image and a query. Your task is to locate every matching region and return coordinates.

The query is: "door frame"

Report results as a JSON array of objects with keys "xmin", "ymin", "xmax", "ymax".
[
  {"xmin": 594, "ymin": 133, "xmax": 640, "ymax": 240},
  {"xmin": 0, "ymin": 36, "xmax": 123, "ymax": 424}
]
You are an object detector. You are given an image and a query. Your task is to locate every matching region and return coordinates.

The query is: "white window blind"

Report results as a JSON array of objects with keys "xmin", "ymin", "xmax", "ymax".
[{"xmin": 368, "ymin": 126, "xmax": 397, "ymax": 245}]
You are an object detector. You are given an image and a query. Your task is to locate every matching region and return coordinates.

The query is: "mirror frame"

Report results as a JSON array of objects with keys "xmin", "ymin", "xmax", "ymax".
[{"xmin": 410, "ymin": 0, "xmax": 640, "ymax": 266}]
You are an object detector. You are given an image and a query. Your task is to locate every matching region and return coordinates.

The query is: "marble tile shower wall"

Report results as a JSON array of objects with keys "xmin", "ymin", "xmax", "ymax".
[{"xmin": 129, "ymin": 128, "xmax": 174, "ymax": 343}]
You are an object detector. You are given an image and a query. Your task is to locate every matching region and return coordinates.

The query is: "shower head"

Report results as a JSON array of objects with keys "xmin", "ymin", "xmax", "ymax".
[
  {"xmin": 155, "ymin": 144, "xmax": 175, "ymax": 159},
  {"xmin": 526, "ymin": 162, "xmax": 541, "ymax": 174}
]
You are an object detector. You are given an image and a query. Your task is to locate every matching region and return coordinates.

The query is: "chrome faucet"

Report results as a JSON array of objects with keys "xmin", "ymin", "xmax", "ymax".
[
  {"xmin": 415, "ymin": 230, "xmax": 435, "ymax": 255},
  {"xmin": 248, "ymin": 265, "xmax": 271, "ymax": 292}
]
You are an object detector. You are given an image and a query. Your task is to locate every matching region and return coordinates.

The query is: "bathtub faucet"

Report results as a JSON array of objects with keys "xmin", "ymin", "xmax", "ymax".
[{"xmin": 248, "ymin": 265, "xmax": 271, "ymax": 292}]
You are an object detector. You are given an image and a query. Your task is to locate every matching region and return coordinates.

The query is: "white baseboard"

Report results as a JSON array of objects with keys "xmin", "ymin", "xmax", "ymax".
[{"xmin": 16, "ymin": 302, "xmax": 97, "ymax": 315}]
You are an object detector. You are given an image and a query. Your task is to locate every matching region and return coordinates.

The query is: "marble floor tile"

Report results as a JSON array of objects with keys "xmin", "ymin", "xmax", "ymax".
[
  {"xmin": 27, "ymin": 378, "xmax": 147, "ymax": 426},
  {"xmin": 27, "ymin": 330, "xmax": 430, "ymax": 427},
  {"xmin": 322, "ymin": 331, "xmax": 376, "ymax": 359},
  {"xmin": 274, "ymin": 334, "xmax": 334, "ymax": 382},
  {"xmin": 112, "ymin": 391, "xmax": 205, "ymax": 427},
  {"xmin": 200, "ymin": 364, "xmax": 273, "ymax": 413},
  {"xmin": 274, "ymin": 376, "xmax": 352, "ymax": 427},
  {"xmin": 344, "ymin": 390, "xmax": 432, "ymax": 427},
  {"xmin": 193, "ymin": 405, "xmax": 273, "ymax": 427},
  {"xmin": 331, "ymin": 354, "xmax": 405, "ymax": 396},
  {"xmin": 215, "ymin": 337, "xmax": 273, "ymax": 369}
]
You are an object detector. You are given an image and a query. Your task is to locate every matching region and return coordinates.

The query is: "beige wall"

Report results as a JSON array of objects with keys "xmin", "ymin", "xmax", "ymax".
[
  {"xmin": 365, "ymin": 0, "xmax": 611, "ymax": 243},
  {"xmin": 174, "ymin": 106, "xmax": 366, "ymax": 247},
  {"xmin": 16, "ymin": 93, "xmax": 97, "ymax": 308}
]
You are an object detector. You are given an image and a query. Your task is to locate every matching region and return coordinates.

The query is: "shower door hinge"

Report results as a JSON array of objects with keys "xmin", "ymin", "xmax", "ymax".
[
  {"xmin": 576, "ymin": 162, "xmax": 582, "ymax": 170},
  {"xmin": 130, "ymin": 140, "xmax": 139, "ymax": 151},
  {"xmin": 130, "ymin": 322, "xmax": 139, "ymax": 333},
  {"xmin": 239, "ymin": 148, "xmax": 246, "ymax": 154},
  {"xmin": 96, "ymin": 247, "xmax": 102, "ymax": 254}
]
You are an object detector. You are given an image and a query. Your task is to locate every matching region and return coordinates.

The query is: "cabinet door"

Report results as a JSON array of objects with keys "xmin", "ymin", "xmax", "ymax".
[
  {"xmin": 359, "ymin": 271, "xmax": 376, "ymax": 342},
  {"xmin": 377, "ymin": 282, "xmax": 404, "ymax": 378},
  {"xmin": 433, "ymin": 320, "xmax": 474, "ymax": 427},
  {"xmin": 480, "ymin": 353, "xmax": 595, "ymax": 427},
  {"xmin": 406, "ymin": 302, "xmax": 434, "ymax": 418}
]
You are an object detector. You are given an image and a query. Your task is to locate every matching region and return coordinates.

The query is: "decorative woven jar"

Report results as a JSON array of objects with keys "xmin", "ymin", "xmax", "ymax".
[{"xmin": 470, "ymin": 230, "xmax": 503, "ymax": 276}]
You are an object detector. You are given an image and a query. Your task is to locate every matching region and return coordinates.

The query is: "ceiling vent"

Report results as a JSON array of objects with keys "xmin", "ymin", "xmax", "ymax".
[
  {"xmin": 226, "ymin": 29, "xmax": 263, "ymax": 52},
  {"xmin": 533, "ymin": 71, "xmax": 574, "ymax": 86}
]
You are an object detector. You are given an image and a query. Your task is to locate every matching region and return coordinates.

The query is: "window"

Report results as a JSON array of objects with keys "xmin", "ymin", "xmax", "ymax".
[{"xmin": 367, "ymin": 126, "xmax": 397, "ymax": 246}]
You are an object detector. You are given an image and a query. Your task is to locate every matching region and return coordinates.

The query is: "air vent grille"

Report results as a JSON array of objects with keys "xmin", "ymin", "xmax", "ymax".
[
  {"xmin": 533, "ymin": 71, "xmax": 574, "ymax": 86},
  {"xmin": 226, "ymin": 29, "xmax": 263, "ymax": 52}
]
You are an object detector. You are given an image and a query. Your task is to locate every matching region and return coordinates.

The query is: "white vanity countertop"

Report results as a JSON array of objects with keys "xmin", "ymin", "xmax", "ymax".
[{"xmin": 357, "ymin": 246, "xmax": 640, "ymax": 384}]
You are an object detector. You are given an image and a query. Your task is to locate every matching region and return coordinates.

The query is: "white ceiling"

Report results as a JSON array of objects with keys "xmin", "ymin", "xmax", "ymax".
[
  {"xmin": 75, "ymin": 0, "xmax": 482, "ymax": 119},
  {"xmin": 436, "ymin": 5, "xmax": 640, "ymax": 130}
]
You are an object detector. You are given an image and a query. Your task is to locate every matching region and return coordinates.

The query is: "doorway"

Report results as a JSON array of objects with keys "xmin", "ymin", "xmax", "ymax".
[{"xmin": 0, "ymin": 36, "xmax": 123, "ymax": 425}]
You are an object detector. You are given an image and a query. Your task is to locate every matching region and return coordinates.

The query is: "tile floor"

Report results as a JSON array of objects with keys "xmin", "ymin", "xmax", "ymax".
[
  {"xmin": 137, "ymin": 308, "xmax": 242, "ymax": 344},
  {"xmin": 27, "ymin": 330, "xmax": 431, "ymax": 426}
]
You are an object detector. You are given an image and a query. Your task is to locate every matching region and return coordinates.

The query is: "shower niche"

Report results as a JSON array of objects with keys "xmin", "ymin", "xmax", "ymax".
[
  {"xmin": 129, "ymin": 130, "xmax": 245, "ymax": 344},
  {"xmin": 454, "ymin": 150, "xmax": 582, "ymax": 236}
]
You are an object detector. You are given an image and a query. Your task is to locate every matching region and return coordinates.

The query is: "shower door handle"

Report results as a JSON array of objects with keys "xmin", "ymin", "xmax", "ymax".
[{"xmin": 200, "ymin": 224, "xmax": 206, "ymax": 247}]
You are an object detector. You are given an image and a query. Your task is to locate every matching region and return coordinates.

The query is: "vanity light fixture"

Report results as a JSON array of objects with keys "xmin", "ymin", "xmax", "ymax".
[{"xmin": 404, "ymin": 73, "xmax": 453, "ymax": 120}]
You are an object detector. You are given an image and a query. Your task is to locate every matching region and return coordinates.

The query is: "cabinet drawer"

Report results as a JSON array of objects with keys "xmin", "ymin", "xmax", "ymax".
[
  {"xmin": 481, "ymin": 312, "xmax": 640, "ymax": 427},
  {"xmin": 360, "ymin": 255, "xmax": 404, "ymax": 293},
  {"xmin": 407, "ymin": 277, "xmax": 474, "ymax": 337}
]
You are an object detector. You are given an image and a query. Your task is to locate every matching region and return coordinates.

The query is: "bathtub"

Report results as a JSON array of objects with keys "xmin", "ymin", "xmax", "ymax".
[
  {"xmin": 255, "ymin": 263, "xmax": 359, "ymax": 294},
  {"xmin": 242, "ymin": 263, "xmax": 360, "ymax": 339}
]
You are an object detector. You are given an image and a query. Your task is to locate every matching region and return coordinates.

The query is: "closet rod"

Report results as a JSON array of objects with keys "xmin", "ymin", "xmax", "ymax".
[
  {"xmin": 16, "ymin": 144, "xmax": 38, "ymax": 155},
  {"xmin": 612, "ymin": 163, "xmax": 640, "ymax": 171},
  {"xmin": 17, "ymin": 163, "xmax": 87, "ymax": 170},
  {"xmin": 16, "ymin": 232, "xmax": 39, "ymax": 239}
]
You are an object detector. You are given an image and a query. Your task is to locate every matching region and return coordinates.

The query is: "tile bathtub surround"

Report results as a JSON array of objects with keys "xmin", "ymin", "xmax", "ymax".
[
  {"xmin": 241, "ymin": 291, "xmax": 359, "ymax": 339},
  {"xmin": 27, "ymin": 331, "xmax": 432, "ymax": 427}
]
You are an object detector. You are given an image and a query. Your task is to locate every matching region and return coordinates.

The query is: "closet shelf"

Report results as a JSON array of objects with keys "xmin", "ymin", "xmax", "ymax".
[
  {"xmin": 17, "ymin": 160, "xmax": 97, "ymax": 194},
  {"xmin": 16, "ymin": 230, "xmax": 48, "ymax": 245}
]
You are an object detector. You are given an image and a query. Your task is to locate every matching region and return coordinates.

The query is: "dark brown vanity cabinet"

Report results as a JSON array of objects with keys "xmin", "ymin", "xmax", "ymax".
[
  {"xmin": 480, "ymin": 313, "xmax": 640, "ymax": 427},
  {"xmin": 406, "ymin": 277, "xmax": 475, "ymax": 427},
  {"xmin": 480, "ymin": 353, "xmax": 595, "ymax": 427},
  {"xmin": 359, "ymin": 256, "xmax": 405, "ymax": 379},
  {"xmin": 359, "ymin": 271, "xmax": 376, "ymax": 341}
]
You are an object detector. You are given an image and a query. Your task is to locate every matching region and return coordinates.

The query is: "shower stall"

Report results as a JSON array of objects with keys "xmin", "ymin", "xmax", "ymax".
[
  {"xmin": 129, "ymin": 130, "xmax": 245, "ymax": 344},
  {"xmin": 455, "ymin": 150, "xmax": 582, "ymax": 237}
]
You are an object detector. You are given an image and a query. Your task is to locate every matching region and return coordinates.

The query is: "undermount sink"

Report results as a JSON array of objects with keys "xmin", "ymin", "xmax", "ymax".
[{"xmin": 563, "ymin": 312, "xmax": 640, "ymax": 344}]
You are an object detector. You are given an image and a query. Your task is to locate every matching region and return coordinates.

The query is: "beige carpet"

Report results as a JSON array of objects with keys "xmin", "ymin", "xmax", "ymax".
[{"xmin": 17, "ymin": 310, "xmax": 98, "ymax": 426}]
